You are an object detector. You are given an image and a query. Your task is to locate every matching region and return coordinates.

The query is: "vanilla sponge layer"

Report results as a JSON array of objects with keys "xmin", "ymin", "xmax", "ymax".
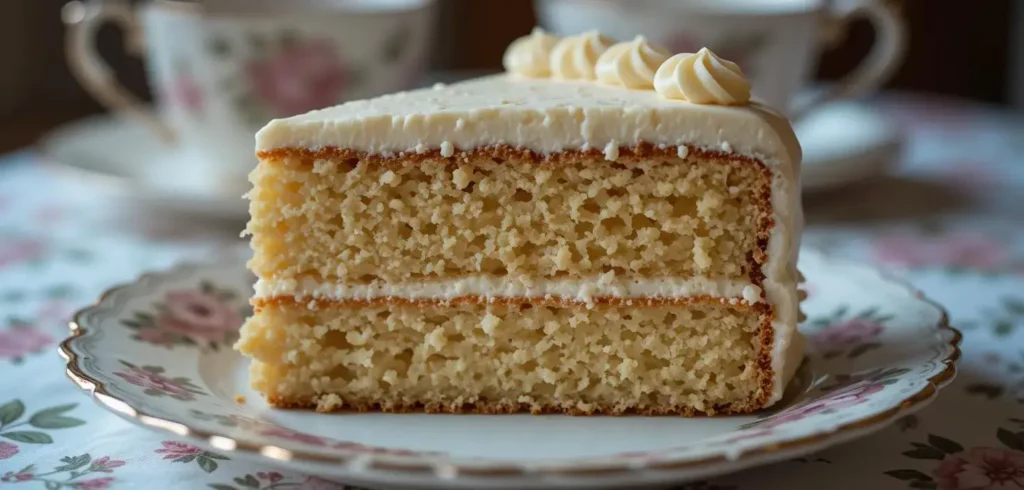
[
  {"xmin": 237, "ymin": 297, "xmax": 772, "ymax": 415},
  {"xmin": 246, "ymin": 146, "xmax": 772, "ymax": 285}
]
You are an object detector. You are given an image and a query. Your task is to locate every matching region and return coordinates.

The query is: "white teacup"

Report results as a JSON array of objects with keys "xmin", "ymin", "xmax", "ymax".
[
  {"xmin": 63, "ymin": 0, "xmax": 436, "ymax": 189},
  {"xmin": 535, "ymin": 0, "xmax": 906, "ymax": 118}
]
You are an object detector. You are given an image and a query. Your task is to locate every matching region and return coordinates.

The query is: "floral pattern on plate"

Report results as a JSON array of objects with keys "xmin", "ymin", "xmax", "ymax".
[{"xmin": 58, "ymin": 249, "xmax": 960, "ymax": 488}]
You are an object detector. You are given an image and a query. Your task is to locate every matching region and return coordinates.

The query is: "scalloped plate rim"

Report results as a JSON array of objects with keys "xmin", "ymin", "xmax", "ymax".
[{"xmin": 58, "ymin": 248, "xmax": 961, "ymax": 489}]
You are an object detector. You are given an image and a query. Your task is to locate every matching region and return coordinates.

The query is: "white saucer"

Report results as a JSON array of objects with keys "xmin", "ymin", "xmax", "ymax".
[
  {"xmin": 37, "ymin": 115, "xmax": 250, "ymax": 221},
  {"xmin": 61, "ymin": 249, "xmax": 959, "ymax": 489},
  {"xmin": 796, "ymin": 100, "xmax": 904, "ymax": 192},
  {"xmin": 39, "ymin": 100, "xmax": 900, "ymax": 220}
]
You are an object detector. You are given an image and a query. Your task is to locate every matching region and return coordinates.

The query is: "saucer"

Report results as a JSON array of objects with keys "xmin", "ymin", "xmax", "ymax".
[
  {"xmin": 796, "ymin": 100, "xmax": 905, "ymax": 192},
  {"xmin": 37, "ymin": 115, "xmax": 249, "ymax": 221},
  {"xmin": 60, "ymin": 249, "xmax": 959, "ymax": 489}
]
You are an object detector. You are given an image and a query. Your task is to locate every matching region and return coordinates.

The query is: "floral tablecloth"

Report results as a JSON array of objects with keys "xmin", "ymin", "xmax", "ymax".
[{"xmin": 1, "ymin": 94, "xmax": 1024, "ymax": 490}]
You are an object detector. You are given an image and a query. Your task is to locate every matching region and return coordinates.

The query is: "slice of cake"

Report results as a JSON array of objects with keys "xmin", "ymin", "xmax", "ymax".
[{"xmin": 237, "ymin": 30, "xmax": 804, "ymax": 416}]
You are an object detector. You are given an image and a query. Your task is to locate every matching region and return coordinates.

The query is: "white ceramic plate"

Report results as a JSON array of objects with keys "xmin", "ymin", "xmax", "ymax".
[{"xmin": 60, "ymin": 250, "xmax": 957, "ymax": 489}]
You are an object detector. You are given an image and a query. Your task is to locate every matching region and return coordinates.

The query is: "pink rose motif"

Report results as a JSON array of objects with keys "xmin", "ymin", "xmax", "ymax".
[
  {"xmin": 135, "ymin": 327, "xmax": 175, "ymax": 346},
  {"xmin": 165, "ymin": 290, "xmax": 242, "ymax": 332},
  {"xmin": 158, "ymin": 290, "xmax": 242, "ymax": 342},
  {"xmin": 873, "ymin": 233, "xmax": 1011, "ymax": 271},
  {"xmin": 0, "ymin": 441, "xmax": 18, "ymax": 460},
  {"xmin": 154, "ymin": 440, "xmax": 203, "ymax": 459},
  {"xmin": 89, "ymin": 456, "xmax": 126, "ymax": 472},
  {"xmin": 245, "ymin": 39, "xmax": 350, "ymax": 117},
  {"xmin": 757, "ymin": 381, "xmax": 886, "ymax": 429},
  {"xmin": 114, "ymin": 365, "xmax": 202, "ymax": 400},
  {"xmin": 933, "ymin": 447, "xmax": 1024, "ymax": 490},
  {"xmin": 0, "ymin": 326, "xmax": 53, "ymax": 361},
  {"xmin": 257, "ymin": 472, "xmax": 284, "ymax": 483},
  {"xmin": 810, "ymin": 318, "xmax": 884, "ymax": 352},
  {"xmin": 1, "ymin": 469, "xmax": 33, "ymax": 482},
  {"xmin": 260, "ymin": 426, "xmax": 328, "ymax": 446},
  {"xmin": 0, "ymin": 237, "xmax": 45, "ymax": 270},
  {"xmin": 73, "ymin": 477, "xmax": 115, "ymax": 489}
]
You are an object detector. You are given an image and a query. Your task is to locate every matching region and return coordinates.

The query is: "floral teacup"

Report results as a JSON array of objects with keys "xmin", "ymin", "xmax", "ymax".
[{"xmin": 63, "ymin": 0, "xmax": 436, "ymax": 190}]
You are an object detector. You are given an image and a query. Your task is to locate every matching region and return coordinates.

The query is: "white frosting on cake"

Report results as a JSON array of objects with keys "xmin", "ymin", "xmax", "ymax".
[
  {"xmin": 255, "ymin": 75, "xmax": 798, "ymax": 165},
  {"xmin": 255, "ymin": 275, "xmax": 760, "ymax": 306},
  {"xmin": 255, "ymin": 72, "xmax": 804, "ymax": 407}
]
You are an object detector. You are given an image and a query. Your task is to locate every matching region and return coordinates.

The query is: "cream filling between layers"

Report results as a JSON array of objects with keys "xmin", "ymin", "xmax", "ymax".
[{"xmin": 254, "ymin": 275, "xmax": 763, "ymax": 306}]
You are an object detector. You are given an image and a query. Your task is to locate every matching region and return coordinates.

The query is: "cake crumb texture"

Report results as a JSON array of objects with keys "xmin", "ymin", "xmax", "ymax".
[
  {"xmin": 236, "ymin": 296, "xmax": 771, "ymax": 415},
  {"xmin": 246, "ymin": 146, "xmax": 771, "ymax": 284}
]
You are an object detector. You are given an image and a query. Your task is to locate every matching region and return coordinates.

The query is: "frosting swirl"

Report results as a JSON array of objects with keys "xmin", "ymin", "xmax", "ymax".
[
  {"xmin": 654, "ymin": 48, "xmax": 751, "ymax": 105},
  {"xmin": 549, "ymin": 30, "xmax": 615, "ymax": 80},
  {"xmin": 502, "ymin": 27, "xmax": 560, "ymax": 78},
  {"xmin": 595, "ymin": 36, "xmax": 670, "ymax": 89}
]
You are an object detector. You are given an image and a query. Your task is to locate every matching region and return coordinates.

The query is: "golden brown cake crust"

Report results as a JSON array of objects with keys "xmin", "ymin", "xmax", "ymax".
[{"xmin": 267, "ymin": 394, "xmax": 762, "ymax": 416}]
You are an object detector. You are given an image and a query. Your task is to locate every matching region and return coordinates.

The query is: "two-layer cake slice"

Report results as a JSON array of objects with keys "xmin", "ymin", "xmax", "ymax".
[{"xmin": 237, "ymin": 34, "xmax": 804, "ymax": 416}]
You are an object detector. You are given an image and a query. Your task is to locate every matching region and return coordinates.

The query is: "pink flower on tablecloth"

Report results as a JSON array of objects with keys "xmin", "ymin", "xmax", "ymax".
[
  {"xmin": 154, "ymin": 440, "xmax": 203, "ymax": 459},
  {"xmin": 0, "ymin": 441, "xmax": 19, "ymax": 460},
  {"xmin": 873, "ymin": 233, "xmax": 1011, "ymax": 272},
  {"xmin": 259, "ymin": 426, "xmax": 329, "ymax": 446},
  {"xmin": 89, "ymin": 456, "xmax": 126, "ymax": 472},
  {"xmin": 1, "ymin": 469, "xmax": 33, "ymax": 482},
  {"xmin": 299, "ymin": 476, "xmax": 349, "ymax": 490},
  {"xmin": 933, "ymin": 447, "xmax": 1024, "ymax": 490},
  {"xmin": 0, "ymin": 326, "xmax": 53, "ymax": 361},
  {"xmin": 245, "ymin": 39, "xmax": 350, "ymax": 117},
  {"xmin": 257, "ymin": 471, "xmax": 284, "ymax": 483},
  {"xmin": 72, "ymin": 477, "xmax": 115, "ymax": 489},
  {"xmin": 0, "ymin": 237, "xmax": 45, "ymax": 270},
  {"xmin": 756, "ymin": 381, "xmax": 886, "ymax": 429},
  {"xmin": 114, "ymin": 364, "xmax": 203, "ymax": 400},
  {"xmin": 810, "ymin": 318, "xmax": 884, "ymax": 352}
]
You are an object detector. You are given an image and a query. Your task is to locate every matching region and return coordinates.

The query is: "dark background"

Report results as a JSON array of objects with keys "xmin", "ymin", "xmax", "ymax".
[{"xmin": 0, "ymin": 0, "xmax": 1019, "ymax": 153}]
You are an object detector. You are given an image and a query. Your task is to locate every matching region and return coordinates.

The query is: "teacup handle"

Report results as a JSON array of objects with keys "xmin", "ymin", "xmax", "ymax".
[
  {"xmin": 791, "ymin": 0, "xmax": 907, "ymax": 119},
  {"xmin": 63, "ymin": 0, "xmax": 176, "ymax": 144}
]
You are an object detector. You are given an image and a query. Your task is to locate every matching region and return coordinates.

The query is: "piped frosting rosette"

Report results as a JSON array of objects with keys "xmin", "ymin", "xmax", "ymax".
[
  {"xmin": 502, "ymin": 27, "xmax": 561, "ymax": 78},
  {"xmin": 548, "ymin": 30, "xmax": 615, "ymax": 80},
  {"xmin": 594, "ymin": 36, "xmax": 671, "ymax": 89},
  {"xmin": 654, "ymin": 48, "xmax": 752, "ymax": 105}
]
